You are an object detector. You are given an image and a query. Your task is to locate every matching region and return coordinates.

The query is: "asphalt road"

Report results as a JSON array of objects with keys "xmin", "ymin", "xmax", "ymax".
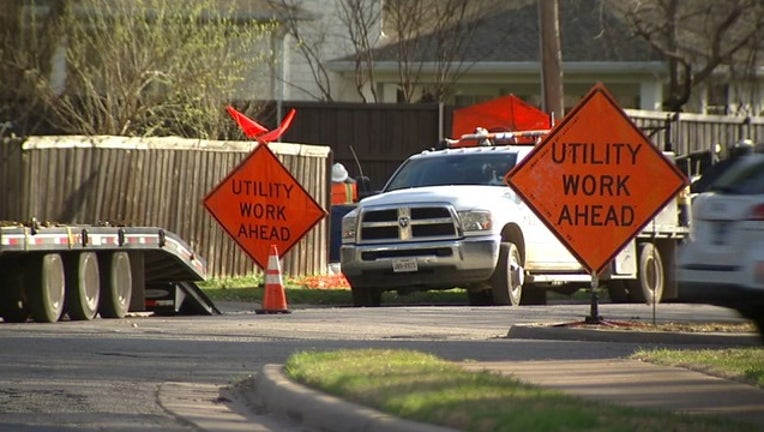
[{"xmin": 0, "ymin": 301, "xmax": 753, "ymax": 431}]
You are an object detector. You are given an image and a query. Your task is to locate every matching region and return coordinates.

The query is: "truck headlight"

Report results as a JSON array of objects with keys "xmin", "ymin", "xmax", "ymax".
[
  {"xmin": 458, "ymin": 210, "xmax": 492, "ymax": 232},
  {"xmin": 341, "ymin": 215, "xmax": 358, "ymax": 242}
]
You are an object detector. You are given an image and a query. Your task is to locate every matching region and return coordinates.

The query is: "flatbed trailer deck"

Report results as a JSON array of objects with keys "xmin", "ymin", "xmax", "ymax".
[{"xmin": 0, "ymin": 221, "xmax": 218, "ymax": 323}]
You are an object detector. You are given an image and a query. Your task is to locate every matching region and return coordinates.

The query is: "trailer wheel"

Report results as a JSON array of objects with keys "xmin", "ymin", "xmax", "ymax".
[
  {"xmin": 628, "ymin": 242, "xmax": 665, "ymax": 305},
  {"xmin": 490, "ymin": 242, "xmax": 523, "ymax": 306},
  {"xmin": 99, "ymin": 252, "xmax": 132, "ymax": 318},
  {"xmin": 28, "ymin": 253, "xmax": 66, "ymax": 323},
  {"xmin": 65, "ymin": 252, "xmax": 100, "ymax": 320}
]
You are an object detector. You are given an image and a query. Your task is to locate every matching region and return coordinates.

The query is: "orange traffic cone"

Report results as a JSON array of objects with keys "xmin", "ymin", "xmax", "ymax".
[{"xmin": 256, "ymin": 244, "xmax": 290, "ymax": 314}]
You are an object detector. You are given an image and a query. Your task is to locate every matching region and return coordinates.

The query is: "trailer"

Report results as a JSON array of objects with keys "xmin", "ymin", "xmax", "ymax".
[{"xmin": 0, "ymin": 219, "xmax": 218, "ymax": 323}]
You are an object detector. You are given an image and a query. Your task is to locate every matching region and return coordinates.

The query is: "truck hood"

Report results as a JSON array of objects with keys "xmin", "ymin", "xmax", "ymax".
[{"xmin": 359, "ymin": 185, "xmax": 519, "ymax": 210}]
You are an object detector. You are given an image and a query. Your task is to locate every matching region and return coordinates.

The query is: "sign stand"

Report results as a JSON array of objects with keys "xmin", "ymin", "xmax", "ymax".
[
  {"xmin": 585, "ymin": 271, "xmax": 603, "ymax": 324},
  {"xmin": 203, "ymin": 142, "xmax": 327, "ymax": 271},
  {"xmin": 505, "ymin": 82, "xmax": 689, "ymax": 326}
]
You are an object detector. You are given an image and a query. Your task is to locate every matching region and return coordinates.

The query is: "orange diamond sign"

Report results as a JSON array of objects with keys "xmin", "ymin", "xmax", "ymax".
[
  {"xmin": 505, "ymin": 83, "xmax": 688, "ymax": 274},
  {"xmin": 204, "ymin": 143, "xmax": 327, "ymax": 270}
]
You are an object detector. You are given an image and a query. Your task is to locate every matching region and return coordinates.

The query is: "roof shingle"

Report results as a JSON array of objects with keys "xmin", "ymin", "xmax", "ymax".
[{"xmin": 366, "ymin": 0, "xmax": 660, "ymax": 63}]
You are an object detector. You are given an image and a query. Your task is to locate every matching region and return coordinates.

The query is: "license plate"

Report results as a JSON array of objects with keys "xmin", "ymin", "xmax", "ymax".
[{"xmin": 392, "ymin": 258, "xmax": 418, "ymax": 273}]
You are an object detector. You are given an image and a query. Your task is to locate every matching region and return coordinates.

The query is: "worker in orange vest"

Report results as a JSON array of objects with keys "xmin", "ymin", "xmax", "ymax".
[{"xmin": 331, "ymin": 162, "xmax": 358, "ymax": 205}]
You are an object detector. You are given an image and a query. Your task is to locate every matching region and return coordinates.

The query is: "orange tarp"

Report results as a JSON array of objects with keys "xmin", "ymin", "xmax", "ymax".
[{"xmin": 452, "ymin": 95, "xmax": 551, "ymax": 139}]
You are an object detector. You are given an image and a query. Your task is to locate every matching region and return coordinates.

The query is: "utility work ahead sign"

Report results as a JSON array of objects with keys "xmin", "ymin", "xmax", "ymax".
[
  {"xmin": 505, "ymin": 83, "xmax": 688, "ymax": 275},
  {"xmin": 204, "ymin": 143, "xmax": 327, "ymax": 270}
]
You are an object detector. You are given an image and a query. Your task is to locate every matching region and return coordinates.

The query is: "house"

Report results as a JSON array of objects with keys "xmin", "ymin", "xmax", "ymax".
[
  {"xmin": 275, "ymin": 0, "xmax": 764, "ymax": 115},
  {"xmin": 11, "ymin": 0, "xmax": 763, "ymax": 118}
]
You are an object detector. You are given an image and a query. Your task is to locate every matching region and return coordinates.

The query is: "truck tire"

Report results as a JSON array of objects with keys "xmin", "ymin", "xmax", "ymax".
[
  {"xmin": 99, "ymin": 252, "xmax": 132, "ymax": 318},
  {"xmin": 628, "ymin": 242, "xmax": 664, "ymax": 305},
  {"xmin": 28, "ymin": 253, "xmax": 66, "ymax": 323},
  {"xmin": 490, "ymin": 242, "xmax": 523, "ymax": 306},
  {"xmin": 65, "ymin": 252, "xmax": 100, "ymax": 321},
  {"xmin": 351, "ymin": 286, "xmax": 381, "ymax": 307}
]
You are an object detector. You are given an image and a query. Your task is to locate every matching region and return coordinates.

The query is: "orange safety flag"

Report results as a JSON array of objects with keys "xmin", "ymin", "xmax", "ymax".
[
  {"xmin": 225, "ymin": 106, "xmax": 297, "ymax": 144},
  {"xmin": 225, "ymin": 106, "xmax": 268, "ymax": 138},
  {"xmin": 256, "ymin": 108, "xmax": 296, "ymax": 144},
  {"xmin": 332, "ymin": 182, "xmax": 357, "ymax": 205}
]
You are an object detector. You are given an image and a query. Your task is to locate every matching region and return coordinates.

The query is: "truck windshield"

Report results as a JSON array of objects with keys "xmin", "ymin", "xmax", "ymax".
[{"xmin": 385, "ymin": 152, "xmax": 518, "ymax": 192}]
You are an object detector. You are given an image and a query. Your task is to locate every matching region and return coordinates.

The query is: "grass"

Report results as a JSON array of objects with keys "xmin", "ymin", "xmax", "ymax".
[
  {"xmin": 198, "ymin": 272, "xmax": 469, "ymax": 306},
  {"xmin": 631, "ymin": 347, "xmax": 764, "ymax": 388},
  {"xmin": 284, "ymin": 348, "xmax": 762, "ymax": 432},
  {"xmin": 197, "ymin": 272, "xmax": 596, "ymax": 306}
]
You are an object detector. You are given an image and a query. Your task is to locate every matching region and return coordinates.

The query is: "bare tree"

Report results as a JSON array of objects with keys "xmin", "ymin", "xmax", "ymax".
[
  {"xmin": 611, "ymin": 0, "xmax": 764, "ymax": 113},
  {"xmin": 336, "ymin": 0, "xmax": 382, "ymax": 102},
  {"xmin": 383, "ymin": 0, "xmax": 510, "ymax": 103},
  {"xmin": 0, "ymin": 0, "xmax": 66, "ymax": 132},
  {"xmin": 272, "ymin": 0, "xmax": 510, "ymax": 104},
  {"xmin": 268, "ymin": 0, "xmax": 336, "ymax": 101},
  {"xmin": 383, "ymin": 0, "xmax": 426, "ymax": 102},
  {"xmin": 6, "ymin": 0, "xmax": 275, "ymax": 138}
]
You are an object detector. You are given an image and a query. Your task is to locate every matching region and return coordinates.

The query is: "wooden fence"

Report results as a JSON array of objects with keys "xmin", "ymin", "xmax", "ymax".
[
  {"xmin": 2, "ymin": 104, "xmax": 763, "ymax": 279},
  {"xmin": 0, "ymin": 135, "xmax": 332, "ymax": 279},
  {"xmin": 625, "ymin": 109, "xmax": 764, "ymax": 178},
  {"xmin": 274, "ymin": 101, "xmax": 452, "ymax": 193},
  {"xmin": 273, "ymin": 101, "xmax": 764, "ymax": 191},
  {"xmin": 626, "ymin": 109, "xmax": 764, "ymax": 152}
]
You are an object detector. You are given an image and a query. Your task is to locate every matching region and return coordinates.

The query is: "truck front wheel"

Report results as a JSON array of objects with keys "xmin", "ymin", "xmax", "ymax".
[
  {"xmin": 490, "ymin": 242, "xmax": 523, "ymax": 306},
  {"xmin": 99, "ymin": 252, "xmax": 132, "ymax": 318}
]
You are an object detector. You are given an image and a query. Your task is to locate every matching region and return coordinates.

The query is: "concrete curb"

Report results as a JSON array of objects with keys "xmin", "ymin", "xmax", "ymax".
[
  {"xmin": 252, "ymin": 364, "xmax": 459, "ymax": 432},
  {"xmin": 507, "ymin": 323, "xmax": 763, "ymax": 346}
]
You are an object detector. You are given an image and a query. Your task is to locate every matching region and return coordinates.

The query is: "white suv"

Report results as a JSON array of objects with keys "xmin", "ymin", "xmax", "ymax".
[{"xmin": 677, "ymin": 153, "xmax": 764, "ymax": 339}]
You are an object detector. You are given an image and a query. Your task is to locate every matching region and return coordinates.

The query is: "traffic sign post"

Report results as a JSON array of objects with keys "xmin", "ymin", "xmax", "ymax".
[
  {"xmin": 204, "ymin": 143, "xmax": 327, "ymax": 270},
  {"xmin": 505, "ymin": 83, "xmax": 688, "ymax": 323}
]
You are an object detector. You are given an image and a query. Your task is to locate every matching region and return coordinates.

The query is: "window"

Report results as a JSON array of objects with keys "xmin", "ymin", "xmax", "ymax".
[{"xmin": 706, "ymin": 84, "xmax": 729, "ymax": 115}]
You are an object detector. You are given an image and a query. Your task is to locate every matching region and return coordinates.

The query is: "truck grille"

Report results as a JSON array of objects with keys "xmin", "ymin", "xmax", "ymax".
[{"xmin": 358, "ymin": 205, "xmax": 460, "ymax": 243}]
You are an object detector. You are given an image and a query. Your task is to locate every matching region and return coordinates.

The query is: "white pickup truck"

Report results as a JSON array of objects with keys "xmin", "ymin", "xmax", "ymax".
[{"xmin": 339, "ymin": 142, "xmax": 689, "ymax": 307}]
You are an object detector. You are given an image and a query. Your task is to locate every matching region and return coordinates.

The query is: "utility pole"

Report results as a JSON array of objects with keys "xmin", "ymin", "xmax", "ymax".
[{"xmin": 538, "ymin": 0, "xmax": 564, "ymax": 122}]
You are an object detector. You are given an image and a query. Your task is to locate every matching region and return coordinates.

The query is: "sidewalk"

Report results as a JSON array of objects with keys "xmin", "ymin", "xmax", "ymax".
[
  {"xmin": 161, "ymin": 324, "xmax": 764, "ymax": 432},
  {"xmin": 462, "ymin": 358, "xmax": 764, "ymax": 425},
  {"xmin": 243, "ymin": 356, "xmax": 764, "ymax": 431}
]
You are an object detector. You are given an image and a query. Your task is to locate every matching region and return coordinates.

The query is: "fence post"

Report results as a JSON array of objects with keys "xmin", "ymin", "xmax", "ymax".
[
  {"xmin": 741, "ymin": 116, "xmax": 752, "ymax": 141},
  {"xmin": 664, "ymin": 112, "xmax": 679, "ymax": 153}
]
